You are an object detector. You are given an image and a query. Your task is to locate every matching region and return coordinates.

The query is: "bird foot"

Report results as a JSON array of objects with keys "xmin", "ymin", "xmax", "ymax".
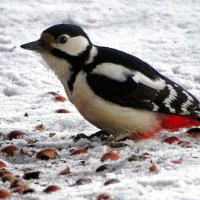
[{"xmin": 72, "ymin": 130, "xmax": 114, "ymax": 142}]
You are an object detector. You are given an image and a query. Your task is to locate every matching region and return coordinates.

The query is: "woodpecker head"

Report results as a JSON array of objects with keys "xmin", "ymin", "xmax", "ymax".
[
  {"xmin": 21, "ymin": 24, "xmax": 92, "ymax": 55},
  {"xmin": 20, "ymin": 24, "xmax": 96, "ymax": 88}
]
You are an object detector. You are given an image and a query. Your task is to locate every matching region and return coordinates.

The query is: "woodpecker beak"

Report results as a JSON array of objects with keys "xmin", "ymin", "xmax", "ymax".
[{"xmin": 20, "ymin": 39, "xmax": 48, "ymax": 52}]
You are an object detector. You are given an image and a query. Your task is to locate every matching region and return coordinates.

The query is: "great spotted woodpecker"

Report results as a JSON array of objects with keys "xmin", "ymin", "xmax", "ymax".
[{"xmin": 21, "ymin": 24, "xmax": 200, "ymax": 141}]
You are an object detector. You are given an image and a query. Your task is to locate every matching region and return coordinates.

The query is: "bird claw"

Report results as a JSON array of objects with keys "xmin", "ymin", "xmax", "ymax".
[
  {"xmin": 72, "ymin": 133, "xmax": 89, "ymax": 142},
  {"xmin": 88, "ymin": 130, "xmax": 114, "ymax": 141},
  {"xmin": 72, "ymin": 131, "xmax": 114, "ymax": 142}
]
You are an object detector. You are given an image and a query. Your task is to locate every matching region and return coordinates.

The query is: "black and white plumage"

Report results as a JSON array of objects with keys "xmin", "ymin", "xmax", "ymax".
[{"xmin": 21, "ymin": 24, "xmax": 200, "ymax": 140}]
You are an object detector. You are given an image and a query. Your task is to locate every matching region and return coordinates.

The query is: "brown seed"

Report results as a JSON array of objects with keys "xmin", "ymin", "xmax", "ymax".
[
  {"xmin": 171, "ymin": 159, "xmax": 182, "ymax": 164},
  {"xmin": 43, "ymin": 185, "xmax": 61, "ymax": 193},
  {"xmin": 96, "ymin": 193, "xmax": 111, "ymax": 200},
  {"xmin": 56, "ymin": 109, "xmax": 70, "ymax": 113},
  {"xmin": 186, "ymin": 128, "xmax": 200, "ymax": 138},
  {"xmin": 0, "ymin": 170, "xmax": 13, "ymax": 178},
  {"xmin": 0, "ymin": 188, "xmax": 11, "ymax": 199},
  {"xmin": 55, "ymin": 95, "xmax": 66, "ymax": 102},
  {"xmin": 0, "ymin": 160, "xmax": 7, "ymax": 168},
  {"xmin": 8, "ymin": 130, "xmax": 25, "ymax": 140},
  {"xmin": 149, "ymin": 163, "xmax": 158, "ymax": 173},
  {"xmin": 1, "ymin": 145, "xmax": 19, "ymax": 156},
  {"xmin": 2, "ymin": 174, "xmax": 16, "ymax": 183},
  {"xmin": 162, "ymin": 136, "xmax": 180, "ymax": 144},
  {"xmin": 104, "ymin": 178, "xmax": 120, "ymax": 185},
  {"xmin": 75, "ymin": 177, "xmax": 92, "ymax": 185},
  {"xmin": 59, "ymin": 167, "xmax": 70, "ymax": 175},
  {"xmin": 10, "ymin": 178, "xmax": 29, "ymax": 193},
  {"xmin": 71, "ymin": 148, "xmax": 88, "ymax": 156},
  {"xmin": 35, "ymin": 123, "xmax": 45, "ymax": 132},
  {"xmin": 36, "ymin": 148, "xmax": 58, "ymax": 160},
  {"xmin": 100, "ymin": 152, "xmax": 120, "ymax": 161},
  {"xmin": 49, "ymin": 132, "xmax": 56, "ymax": 137}
]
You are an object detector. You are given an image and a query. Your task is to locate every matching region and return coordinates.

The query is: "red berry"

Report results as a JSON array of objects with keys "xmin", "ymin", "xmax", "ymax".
[
  {"xmin": 0, "ymin": 188, "xmax": 11, "ymax": 198},
  {"xmin": 71, "ymin": 148, "xmax": 88, "ymax": 156},
  {"xmin": 8, "ymin": 130, "xmax": 25, "ymax": 140},
  {"xmin": 149, "ymin": 163, "xmax": 158, "ymax": 173},
  {"xmin": 56, "ymin": 109, "xmax": 70, "ymax": 113},
  {"xmin": 55, "ymin": 95, "xmax": 66, "ymax": 102},
  {"xmin": 43, "ymin": 185, "xmax": 61, "ymax": 193},
  {"xmin": 1, "ymin": 145, "xmax": 19, "ymax": 156},
  {"xmin": 101, "ymin": 152, "xmax": 120, "ymax": 161},
  {"xmin": 163, "ymin": 136, "xmax": 180, "ymax": 144},
  {"xmin": 104, "ymin": 178, "xmax": 120, "ymax": 185}
]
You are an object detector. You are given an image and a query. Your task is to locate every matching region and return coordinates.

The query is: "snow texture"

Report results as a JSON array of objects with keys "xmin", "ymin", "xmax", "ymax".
[{"xmin": 0, "ymin": 0, "xmax": 200, "ymax": 199}]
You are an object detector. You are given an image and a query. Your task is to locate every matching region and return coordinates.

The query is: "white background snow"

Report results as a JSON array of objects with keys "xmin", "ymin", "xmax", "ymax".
[{"xmin": 0, "ymin": 0, "xmax": 200, "ymax": 199}]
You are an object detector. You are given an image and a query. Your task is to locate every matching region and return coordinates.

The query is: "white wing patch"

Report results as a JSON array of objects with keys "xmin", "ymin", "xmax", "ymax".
[
  {"xmin": 92, "ymin": 63, "xmax": 130, "ymax": 81},
  {"xmin": 92, "ymin": 63, "xmax": 166, "ymax": 92},
  {"xmin": 163, "ymin": 84, "xmax": 177, "ymax": 113},
  {"xmin": 132, "ymin": 71, "xmax": 166, "ymax": 90}
]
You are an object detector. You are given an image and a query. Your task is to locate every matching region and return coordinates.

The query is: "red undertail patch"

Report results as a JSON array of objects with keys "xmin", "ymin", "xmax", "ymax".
[
  {"xmin": 161, "ymin": 115, "xmax": 200, "ymax": 130},
  {"xmin": 127, "ymin": 115, "xmax": 200, "ymax": 141}
]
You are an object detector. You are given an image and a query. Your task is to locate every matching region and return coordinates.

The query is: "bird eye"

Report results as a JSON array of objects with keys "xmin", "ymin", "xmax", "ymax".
[{"xmin": 58, "ymin": 36, "xmax": 67, "ymax": 44}]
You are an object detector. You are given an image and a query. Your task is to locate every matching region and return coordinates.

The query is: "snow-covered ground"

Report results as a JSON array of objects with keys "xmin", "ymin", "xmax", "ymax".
[{"xmin": 0, "ymin": 0, "xmax": 200, "ymax": 199}]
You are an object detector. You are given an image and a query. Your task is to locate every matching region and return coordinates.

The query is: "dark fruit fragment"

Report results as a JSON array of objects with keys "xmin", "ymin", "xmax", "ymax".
[
  {"xmin": 186, "ymin": 128, "xmax": 200, "ymax": 138},
  {"xmin": 23, "ymin": 171, "xmax": 41, "ymax": 180},
  {"xmin": 96, "ymin": 193, "xmax": 111, "ymax": 200},
  {"xmin": 8, "ymin": 130, "xmax": 25, "ymax": 140},
  {"xmin": 104, "ymin": 178, "xmax": 120, "ymax": 185},
  {"xmin": 96, "ymin": 164, "xmax": 109, "ymax": 172},
  {"xmin": 75, "ymin": 177, "xmax": 92, "ymax": 185}
]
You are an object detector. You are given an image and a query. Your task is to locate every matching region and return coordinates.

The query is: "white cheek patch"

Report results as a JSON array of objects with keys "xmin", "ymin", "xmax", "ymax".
[
  {"xmin": 92, "ymin": 63, "xmax": 130, "ymax": 81},
  {"xmin": 132, "ymin": 72, "xmax": 166, "ymax": 90},
  {"xmin": 54, "ymin": 35, "xmax": 89, "ymax": 56}
]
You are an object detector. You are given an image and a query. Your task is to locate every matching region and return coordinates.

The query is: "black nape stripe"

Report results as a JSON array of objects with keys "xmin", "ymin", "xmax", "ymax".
[{"xmin": 50, "ymin": 45, "xmax": 92, "ymax": 91}]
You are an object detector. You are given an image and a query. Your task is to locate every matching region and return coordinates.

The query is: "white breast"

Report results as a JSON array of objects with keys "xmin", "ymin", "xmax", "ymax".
[
  {"xmin": 71, "ymin": 71, "xmax": 161, "ymax": 137},
  {"xmin": 41, "ymin": 53, "xmax": 72, "ymax": 100}
]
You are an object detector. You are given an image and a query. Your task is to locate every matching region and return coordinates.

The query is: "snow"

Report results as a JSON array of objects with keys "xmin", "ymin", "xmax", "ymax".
[{"xmin": 0, "ymin": 0, "xmax": 200, "ymax": 199}]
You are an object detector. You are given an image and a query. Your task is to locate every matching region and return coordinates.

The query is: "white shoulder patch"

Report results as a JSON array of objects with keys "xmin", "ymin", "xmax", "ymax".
[
  {"xmin": 92, "ymin": 63, "xmax": 130, "ymax": 81},
  {"xmin": 132, "ymin": 71, "xmax": 166, "ymax": 90},
  {"xmin": 92, "ymin": 63, "xmax": 166, "ymax": 91},
  {"xmin": 85, "ymin": 46, "xmax": 98, "ymax": 64}
]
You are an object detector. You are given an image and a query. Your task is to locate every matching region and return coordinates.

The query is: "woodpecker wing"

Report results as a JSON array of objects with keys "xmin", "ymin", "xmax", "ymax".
[{"xmin": 86, "ymin": 47, "xmax": 200, "ymax": 118}]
